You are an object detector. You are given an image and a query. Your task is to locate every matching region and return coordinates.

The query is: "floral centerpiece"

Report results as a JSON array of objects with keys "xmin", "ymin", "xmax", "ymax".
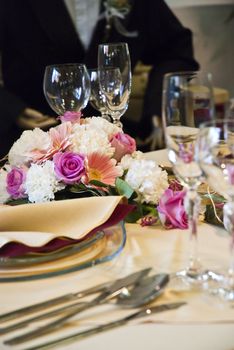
[
  {"xmin": 0, "ymin": 113, "xmax": 182, "ymax": 226},
  {"xmin": 0, "ymin": 113, "xmax": 223, "ymax": 228}
]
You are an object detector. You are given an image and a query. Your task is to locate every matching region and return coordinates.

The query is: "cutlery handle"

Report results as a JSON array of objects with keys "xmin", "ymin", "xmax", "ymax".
[
  {"xmin": 0, "ymin": 301, "xmax": 86, "ymax": 335},
  {"xmin": 0, "ymin": 281, "xmax": 110, "ymax": 324},
  {"xmin": 25, "ymin": 312, "xmax": 135, "ymax": 350},
  {"xmin": 4, "ymin": 299, "xmax": 104, "ymax": 345},
  {"xmin": 12, "ymin": 303, "xmax": 186, "ymax": 350}
]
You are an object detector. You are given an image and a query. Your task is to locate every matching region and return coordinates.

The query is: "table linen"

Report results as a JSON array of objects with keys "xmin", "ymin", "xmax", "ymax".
[{"xmin": 0, "ymin": 150, "xmax": 234, "ymax": 350}]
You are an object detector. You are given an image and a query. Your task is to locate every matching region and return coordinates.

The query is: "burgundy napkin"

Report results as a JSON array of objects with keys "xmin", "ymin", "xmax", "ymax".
[{"xmin": 0, "ymin": 204, "xmax": 133, "ymax": 258}]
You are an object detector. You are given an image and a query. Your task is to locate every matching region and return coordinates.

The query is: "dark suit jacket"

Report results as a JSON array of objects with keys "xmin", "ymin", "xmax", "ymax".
[{"xmin": 0, "ymin": 0, "xmax": 199, "ymax": 156}]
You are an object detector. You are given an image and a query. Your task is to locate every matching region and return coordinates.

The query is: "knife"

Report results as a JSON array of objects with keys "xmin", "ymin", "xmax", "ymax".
[
  {"xmin": 3, "ymin": 268, "xmax": 152, "ymax": 342},
  {"xmin": 18, "ymin": 302, "xmax": 187, "ymax": 350},
  {"xmin": 0, "ymin": 267, "xmax": 151, "ymax": 324}
]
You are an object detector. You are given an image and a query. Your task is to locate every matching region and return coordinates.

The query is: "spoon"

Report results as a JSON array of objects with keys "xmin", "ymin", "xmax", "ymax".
[
  {"xmin": 116, "ymin": 273, "xmax": 169, "ymax": 308},
  {"xmin": 4, "ymin": 273, "xmax": 169, "ymax": 344}
]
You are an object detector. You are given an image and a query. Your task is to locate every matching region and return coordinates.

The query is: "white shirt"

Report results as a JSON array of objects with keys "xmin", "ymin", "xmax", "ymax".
[{"xmin": 64, "ymin": 0, "xmax": 101, "ymax": 50}]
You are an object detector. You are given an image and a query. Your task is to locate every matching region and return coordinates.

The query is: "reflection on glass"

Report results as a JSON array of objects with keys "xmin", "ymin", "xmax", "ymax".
[
  {"xmin": 98, "ymin": 42, "xmax": 132, "ymax": 128},
  {"xmin": 43, "ymin": 63, "xmax": 91, "ymax": 115},
  {"xmin": 162, "ymin": 71, "xmax": 214, "ymax": 285}
]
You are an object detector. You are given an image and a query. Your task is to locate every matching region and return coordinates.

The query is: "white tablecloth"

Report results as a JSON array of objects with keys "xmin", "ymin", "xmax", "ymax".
[
  {"xmin": 1, "ymin": 150, "xmax": 234, "ymax": 350},
  {"xmin": 1, "ymin": 222, "xmax": 234, "ymax": 350}
]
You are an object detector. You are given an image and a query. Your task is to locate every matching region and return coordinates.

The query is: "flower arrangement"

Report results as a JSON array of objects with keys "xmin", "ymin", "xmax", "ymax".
[{"xmin": 0, "ymin": 114, "xmax": 223, "ymax": 228}]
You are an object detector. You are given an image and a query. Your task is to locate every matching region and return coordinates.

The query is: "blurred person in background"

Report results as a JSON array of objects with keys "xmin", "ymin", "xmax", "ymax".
[{"xmin": 0, "ymin": 0, "xmax": 199, "ymax": 157}]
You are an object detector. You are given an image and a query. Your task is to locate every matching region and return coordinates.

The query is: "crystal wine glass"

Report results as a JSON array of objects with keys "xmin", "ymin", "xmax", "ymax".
[
  {"xmin": 197, "ymin": 118, "xmax": 234, "ymax": 301},
  {"xmin": 98, "ymin": 42, "xmax": 132, "ymax": 128},
  {"xmin": 43, "ymin": 63, "xmax": 91, "ymax": 115},
  {"xmin": 162, "ymin": 71, "xmax": 214, "ymax": 285},
  {"xmin": 88, "ymin": 68, "xmax": 110, "ymax": 121}
]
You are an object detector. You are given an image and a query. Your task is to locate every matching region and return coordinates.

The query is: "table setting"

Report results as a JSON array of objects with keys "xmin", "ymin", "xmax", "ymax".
[{"xmin": 0, "ymin": 42, "xmax": 234, "ymax": 349}]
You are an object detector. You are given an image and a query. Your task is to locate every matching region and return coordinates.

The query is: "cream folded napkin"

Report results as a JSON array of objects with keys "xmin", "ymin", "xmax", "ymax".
[{"xmin": 0, "ymin": 196, "xmax": 124, "ymax": 250}]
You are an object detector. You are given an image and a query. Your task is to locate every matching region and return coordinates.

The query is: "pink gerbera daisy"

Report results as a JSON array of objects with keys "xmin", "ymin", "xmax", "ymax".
[
  {"xmin": 32, "ymin": 123, "xmax": 72, "ymax": 163},
  {"xmin": 86, "ymin": 152, "xmax": 122, "ymax": 186}
]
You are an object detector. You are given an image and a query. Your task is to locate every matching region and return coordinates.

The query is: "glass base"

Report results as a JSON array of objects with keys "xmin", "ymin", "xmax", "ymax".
[
  {"xmin": 213, "ymin": 287, "xmax": 234, "ymax": 303},
  {"xmin": 175, "ymin": 268, "xmax": 224, "ymax": 287},
  {"xmin": 208, "ymin": 275, "xmax": 234, "ymax": 304}
]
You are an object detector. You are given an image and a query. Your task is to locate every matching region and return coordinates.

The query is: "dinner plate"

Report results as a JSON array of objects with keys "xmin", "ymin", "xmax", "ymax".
[
  {"xmin": 0, "ymin": 230, "xmax": 105, "ymax": 267},
  {"xmin": 0, "ymin": 222, "xmax": 126, "ymax": 282}
]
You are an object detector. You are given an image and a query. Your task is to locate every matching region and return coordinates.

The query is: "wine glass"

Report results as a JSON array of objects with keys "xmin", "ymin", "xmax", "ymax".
[
  {"xmin": 43, "ymin": 63, "xmax": 91, "ymax": 115},
  {"xmin": 88, "ymin": 68, "xmax": 110, "ymax": 121},
  {"xmin": 98, "ymin": 42, "xmax": 132, "ymax": 128},
  {"xmin": 162, "ymin": 71, "xmax": 214, "ymax": 285},
  {"xmin": 197, "ymin": 118, "xmax": 234, "ymax": 301}
]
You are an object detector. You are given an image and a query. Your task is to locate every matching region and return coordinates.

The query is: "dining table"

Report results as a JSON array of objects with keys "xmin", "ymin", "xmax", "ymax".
[{"xmin": 1, "ymin": 150, "xmax": 234, "ymax": 350}]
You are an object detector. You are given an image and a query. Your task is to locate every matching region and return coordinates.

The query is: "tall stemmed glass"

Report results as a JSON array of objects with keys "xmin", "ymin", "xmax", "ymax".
[
  {"xmin": 98, "ymin": 42, "xmax": 132, "ymax": 128},
  {"xmin": 43, "ymin": 63, "xmax": 91, "ymax": 115},
  {"xmin": 162, "ymin": 71, "xmax": 214, "ymax": 284},
  {"xmin": 88, "ymin": 68, "xmax": 110, "ymax": 120},
  {"xmin": 197, "ymin": 119, "xmax": 234, "ymax": 301}
]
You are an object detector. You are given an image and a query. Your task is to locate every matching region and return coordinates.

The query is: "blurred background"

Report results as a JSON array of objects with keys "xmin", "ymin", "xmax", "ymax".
[{"xmin": 126, "ymin": 0, "xmax": 234, "ymax": 122}]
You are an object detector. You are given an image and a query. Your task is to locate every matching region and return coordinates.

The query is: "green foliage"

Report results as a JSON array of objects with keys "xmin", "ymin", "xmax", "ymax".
[
  {"xmin": 205, "ymin": 205, "xmax": 224, "ymax": 227},
  {"xmin": 125, "ymin": 202, "xmax": 158, "ymax": 223},
  {"xmin": 115, "ymin": 178, "xmax": 135, "ymax": 199},
  {"xmin": 6, "ymin": 198, "xmax": 29, "ymax": 206}
]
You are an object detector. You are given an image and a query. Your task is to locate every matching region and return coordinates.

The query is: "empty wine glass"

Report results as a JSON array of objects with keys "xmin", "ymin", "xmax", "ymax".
[
  {"xmin": 162, "ymin": 71, "xmax": 214, "ymax": 285},
  {"xmin": 98, "ymin": 42, "xmax": 132, "ymax": 128},
  {"xmin": 88, "ymin": 68, "xmax": 110, "ymax": 121},
  {"xmin": 197, "ymin": 118, "xmax": 234, "ymax": 301},
  {"xmin": 43, "ymin": 63, "xmax": 91, "ymax": 115}
]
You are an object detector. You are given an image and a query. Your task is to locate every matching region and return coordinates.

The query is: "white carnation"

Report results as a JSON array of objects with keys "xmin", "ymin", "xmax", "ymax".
[
  {"xmin": 84, "ymin": 117, "xmax": 121, "ymax": 138},
  {"xmin": 25, "ymin": 161, "xmax": 64, "ymax": 203},
  {"xmin": 8, "ymin": 128, "xmax": 51, "ymax": 166},
  {"xmin": 119, "ymin": 151, "xmax": 144, "ymax": 170},
  {"xmin": 123, "ymin": 159, "xmax": 168, "ymax": 204},
  {"xmin": 0, "ymin": 168, "xmax": 10, "ymax": 204},
  {"xmin": 72, "ymin": 123, "xmax": 114, "ymax": 157}
]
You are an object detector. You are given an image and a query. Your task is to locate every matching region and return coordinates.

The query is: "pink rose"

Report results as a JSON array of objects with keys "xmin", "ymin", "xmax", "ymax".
[
  {"xmin": 6, "ymin": 167, "xmax": 26, "ymax": 199},
  {"xmin": 110, "ymin": 132, "xmax": 136, "ymax": 162},
  {"xmin": 157, "ymin": 189, "xmax": 188, "ymax": 229},
  {"xmin": 169, "ymin": 179, "xmax": 183, "ymax": 192},
  {"xmin": 53, "ymin": 152, "xmax": 86, "ymax": 184},
  {"xmin": 178, "ymin": 143, "xmax": 194, "ymax": 163},
  {"xmin": 58, "ymin": 111, "xmax": 82, "ymax": 124}
]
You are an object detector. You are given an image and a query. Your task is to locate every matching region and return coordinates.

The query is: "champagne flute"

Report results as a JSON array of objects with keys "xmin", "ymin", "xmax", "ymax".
[
  {"xmin": 162, "ymin": 71, "xmax": 214, "ymax": 284},
  {"xmin": 98, "ymin": 42, "xmax": 132, "ymax": 128},
  {"xmin": 197, "ymin": 118, "xmax": 234, "ymax": 301},
  {"xmin": 43, "ymin": 63, "xmax": 91, "ymax": 115},
  {"xmin": 88, "ymin": 68, "xmax": 110, "ymax": 120}
]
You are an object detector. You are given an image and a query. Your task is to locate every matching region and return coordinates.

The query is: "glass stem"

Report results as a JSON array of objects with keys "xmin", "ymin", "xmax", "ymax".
[
  {"xmin": 101, "ymin": 112, "xmax": 111, "ymax": 122},
  {"xmin": 223, "ymin": 202, "xmax": 234, "ymax": 289},
  {"xmin": 186, "ymin": 188, "xmax": 201, "ymax": 273},
  {"xmin": 111, "ymin": 112, "xmax": 122, "ymax": 129}
]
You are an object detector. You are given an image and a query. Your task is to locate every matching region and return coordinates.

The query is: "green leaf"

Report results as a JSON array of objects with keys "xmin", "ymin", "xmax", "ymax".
[
  {"xmin": 69, "ymin": 184, "xmax": 107, "ymax": 197},
  {"xmin": 6, "ymin": 198, "xmax": 29, "ymax": 206},
  {"xmin": 89, "ymin": 180, "xmax": 109, "ymax": 188},
  {"xmin": 202, "ymin": 193, "xmax": 226, "ymax": 203},
  {"xmin": 115, "ymin": 178, "xmax": 135, "ymax": 199},
  {"xmin": 205, "ymin": 205, "xmax": 224, "ymax": 227}
]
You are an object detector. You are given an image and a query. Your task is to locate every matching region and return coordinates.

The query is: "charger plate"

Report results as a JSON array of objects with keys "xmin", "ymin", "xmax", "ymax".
[{"xmin": 0, "ymin": 222, "xmax": 126, "ymax": 282}]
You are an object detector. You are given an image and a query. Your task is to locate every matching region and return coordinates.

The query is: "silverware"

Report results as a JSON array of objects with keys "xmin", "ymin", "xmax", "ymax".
[
  {"xmin": 1, "ymin": 268, "xmax": 151, "ymax": 339},
  {"xmin": 0, "ymin": 272, "xmax": 168, "ymax": 336},
  {"xmin": 0, "ymin": 267, "xmax": 151, "ymax": 324},
  {"xmin": 19, "ymin": 302, "xmax": 187, "ymax": 350},
  {"xmin": 3, "ymin": 272, "xmax": 169, "ymax": 344}
]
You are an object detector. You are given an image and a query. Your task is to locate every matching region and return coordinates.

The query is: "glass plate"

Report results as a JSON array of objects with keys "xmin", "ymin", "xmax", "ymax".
[
  {"xmin": 0, "ymin": 230, "xmax": 106, "ymax": 267},
  {"xmin": 0, "ymin": 222, "xmax": 126, "ymax": 282}
]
